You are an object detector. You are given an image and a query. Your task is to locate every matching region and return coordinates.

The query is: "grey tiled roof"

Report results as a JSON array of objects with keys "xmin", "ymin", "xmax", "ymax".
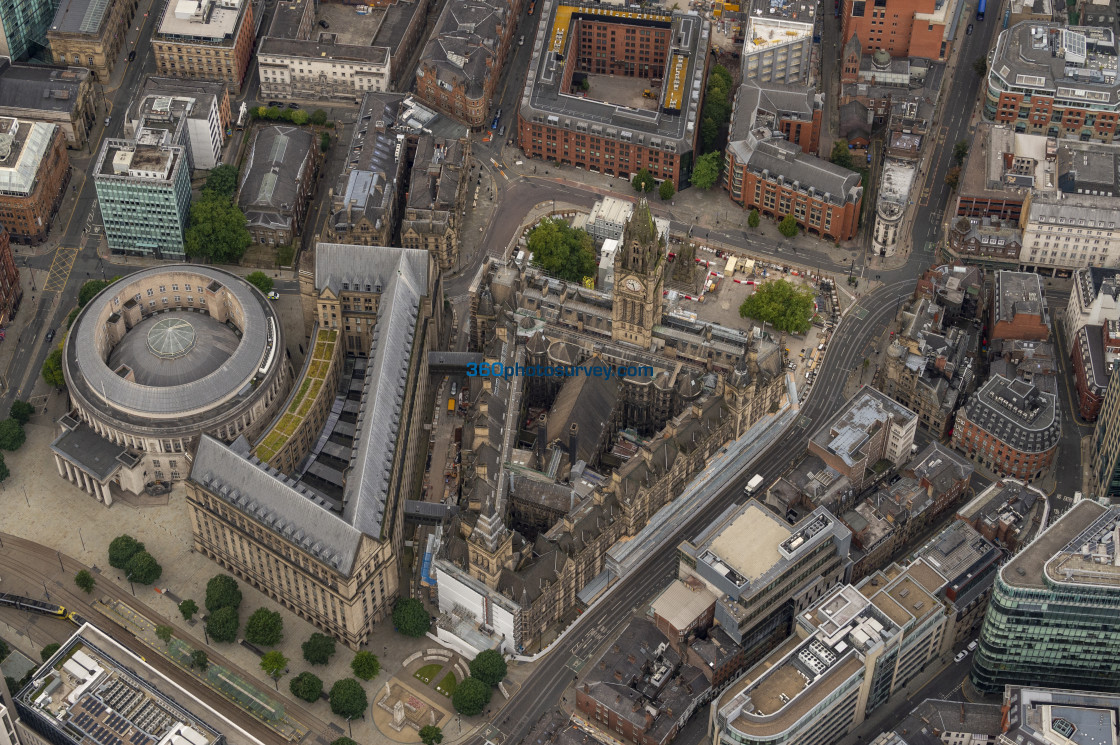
[
  {"xmin": 742, "ymin": 138, "xmax": 863, "ymax": 206},
  {"xmin": 730, "ymin": 79, "xmax": 819, "ymax": 143},
  {"xmin": 191, "ymin": 435, "xmax": 364, "ymax": 574},
  {"xmin": 0, "ymin": 61, "xmax": 89, "ymax": 113},
  {"xmin": 239, "ymin": 125, "xmax": 313, "ymax": 230},
  {"xmin": 50, "ymin": 0, "xmax": 113, "ymax": 35},
  {"xmin": 51, "ymin": 422, "xmax": 131, "ymax": 481},
  {"xmin": 418, "ymin": 0, "xmax": 503, "ymax": 99},
  {"xmin": 960, "ymin": 374, "xmax": 1060, "ymax": 452}
]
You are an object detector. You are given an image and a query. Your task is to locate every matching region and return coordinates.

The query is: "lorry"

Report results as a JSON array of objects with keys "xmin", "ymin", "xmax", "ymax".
[{"xmin": 745, "ymin": 474, "xmax": 764, "ymax": 494}]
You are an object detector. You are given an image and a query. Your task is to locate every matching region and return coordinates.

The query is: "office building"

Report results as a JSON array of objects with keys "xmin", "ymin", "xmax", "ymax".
[
  {"xmin": 400, "ymin": 134, "xmax": 470, "ymax": 271},
  {"xmin": 1071, "ymin": 321, "xmax": 1120, "ymax": 420},
  {"xmin": 951, "ymin": 375, "xmax": 1060, "ymax": 481},
  {"xmin": 53, "ymin": 266, "xmax": 290, "ymax": 502},
  {"xmin": 257, "ymin": 38, "xmax": 391, "ymax": 104},
  {"xmin": 732, "ymin": 79, "xmax": 823, "ymax": 156},
  {"xmin": 517, "ymin": 3, "xmax": 709, "ymax": 188},
  {"xmin": 946, "ymin": 216, "xmax": 1024, "ymax": 270},
  {"xmin": 94, "ymin": 129, "xmax": 191, "ymax": 259},
  {"xmin": 47, "ymin": 0, "xmax": 134, "ymax": 80},
  {"xmin": 680, "ymin": 501, "xmax": 852, "ymax": 658},
  {"xmin": 840, "ymin": 0, "xmax": 956, "ymax": 59},
  {"xmin": 991, "ymin": 271, "xmax": 1050, "ymax": 342},
  {"xmin": 956, "ymin": 477, "xmax": 1046, "ymax": 551},
  {"xmin": 12, "ymin": 625, "xmax": 253, "ymax": 745},
  {"xmin": 807, "ymin": 387, "xmax": 918, "ymax": 493},
  {"xmin": 971, "ymin": 500, "xmax": 1120, "ymax": 693},
  {"xmin": 713, "ymin": 563, "xmax": 950, "ymax": 745},
  {"xmin": 153, "ymin": 0, "xmax": 255, "ymax": 91},
  {"xmin": 238, "ymin": 124, "xmax": 317, "ymax": 247},
  {"xmin": 986, "ymin": 23, "xmax": 1120, "ymax": 142},
  {"xmin": 0, "ymin": 118, "xmax": 70, "ymax": 245},
  {"xmin": 415, "ymin": 0, "xmax": 514, "ymax": 127},
  {"xmin": 124, "ymin": 87, "xmax": 224, "ymax": 170},
  {"xmin": 1089, "ymin": 362, "xmax": 1120, "ymax": 499},
  {"xmin": 0, "ymin": 229, "xmax": 21, "ymax": 327},
  {"xmin": 741, "ymin": 0, "xmax": 815, "ymax": 84},
  {"xmin": 1020, "ymin": 194, "xmax": 1120, "ymax": 275},
  {"xmin": 189, "ymin": 244, "xmax": 438, "ymax": 648},
  {"xmin": 1064, "ymin": 267, "xmax": 1120, "ymax": 349},
  {"xmin": 0, "ymin": 61, "xmax": 98, "ymax": 150},
  {"xmin": 0, "ymin": 0, "xmax": 59, "ymax": 59},
  {"xmin": 1000, "ymin": 686, "xmax": 1120, "ymax": 745},
  {"xmin": 873, "ymin": 159, "xmax": 918, "ymax": 257}
]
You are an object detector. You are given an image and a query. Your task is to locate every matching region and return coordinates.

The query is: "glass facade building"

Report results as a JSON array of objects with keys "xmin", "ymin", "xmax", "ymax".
[
  {"xmin": 0, "ymin": 0, "xmax": 57, "ymax": 60},
  {"xmin": 971, "ymin": 500, "xmax": 1120, "ymax": 693},
  {"xmin": 1090, "ymin": 369, "xmax": 1120, "ymax": 500},
  {"xmin": 94, "ymin": 136, "xmax": 191, "ymax": 259}
]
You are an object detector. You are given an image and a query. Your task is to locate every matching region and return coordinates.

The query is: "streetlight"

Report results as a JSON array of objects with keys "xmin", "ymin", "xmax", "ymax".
[
  {"xmin": 346, "ymin": 716, "xmax": 352, "ymax": 738},
  {"xmin": 126, "ymin": 571, "xmax": 135, "ymax": 596}
]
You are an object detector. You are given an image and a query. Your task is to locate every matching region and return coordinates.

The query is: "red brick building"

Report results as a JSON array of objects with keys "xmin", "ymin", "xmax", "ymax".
[
  {"xmin": 1071, "ymin": 322, "xmax": 1120, "ymax": 421},
  {"xmin": 0, "ymin": 120, "xmax": 70, "ymax": 246},
  {"xmin": 991, "ymin": 271, "xmax": 1050, "ymax": 342},
  {"xmin": 905, "ymin": 442, "xmax": 974, "ymax": 515},
  {"xmin": 841, "ymin": 0, "xmax": 948, "ymax": 59},
  {"xmin": 0, "ymin": 228, "xmax": 21, "ymax": 326},
  {"xmin": 725, "ymin": 135, "xmax": 862, "ymax": 242},
  {"xmin": 951, "ymin": 375, "xmax": 1060, "ymax": 482},
  {"xmin": 153, "ymin": 0, "xmax": 255, "ymax": 91}
]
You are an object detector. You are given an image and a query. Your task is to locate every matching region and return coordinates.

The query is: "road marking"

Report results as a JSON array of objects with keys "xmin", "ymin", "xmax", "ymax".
[
  {"xmin": 567, "ymin": 655, "xmax": 587, "ymax": 673},
  {"xmin": 43, "ymin": 246, "xmax": 79, "ymax": 293},
  {"xmin": 852, "ymin": 307, "xmax": 869, "ymax": 320},
  {"xmin": 924, "ymin": 241, "xmax": 937, "ymax": 253},
  {"xmin": 797, "ymin": 416, "xmax": 813, "ymax": 429}
]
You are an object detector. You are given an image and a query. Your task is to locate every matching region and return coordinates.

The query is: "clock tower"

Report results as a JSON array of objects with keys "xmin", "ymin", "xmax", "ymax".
[{"xmin": 612, "ymin": 199, "xmax": 665, "ymax": 348}]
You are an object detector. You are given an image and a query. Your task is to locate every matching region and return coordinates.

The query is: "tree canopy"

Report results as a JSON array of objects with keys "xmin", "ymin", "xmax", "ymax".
[
  {"xmin": 419, "ymin": 726, "xmax": 443, "ymax": 745},
  {"xmin": 41, "ymin": 348, "xmax": 65, "ymax": 388},
  {"xmin": 127, "ymin": 551, "xmax": 162, "ymax": 584},
  {"xmin": 527, "ymin": 218, "xmax": 597, "ymax": 284},
  {"xmin": 952, "ymin": 139, "xmax": 970, "ymax": 165},
  {"xmin": 469, "ymin": 650, "xmax": 507, "ymax": 687},
  {"xmin": 778, "ymin": 214, "xmax": 799, "ymax": 238},
  {"xmin": 78, "ymin": 279, "xmax": 112, "ymax": 308},
  {"xmin": 451, "ymin": 677, "xmax": 491, "ymax": 716},
  {"xmin": 75, "ymin": 570, "xmax": 95, "ymax": 594},
  {"xmin": 206, "ymin": 575, "xmax": 242, "ymax": 612},
  {"xmin": 302, "ymin": 633, "xmax": 336, "ymax": 665},
  {"xmin": 829, "ymin": 140, "xmax": 854, "ymax": 170},
  {"xmin": 206, "ymin": 606, "xmax": 239, "ymax": 643},
  {"xmin": 290, "ymin": 672, "xmax": 323, "ymax": 702},
  {"xmin": 699, "ymin": 64, "xmax": 733, "ymax": 153},
  {"xmin": 204, "ymin": 164, "xmax": 240, "ymax": 198},
  {"xmin": 738, "ymin": 280, "xmax": 815, "ymax": 335},
  {"xmin": 748, "ymin": 209, "xmax": 760, "ymax": 228},
  {"xmin": 631, "ymin": 168, "xmax": 655, "ymax": 193},
  {"xmin": 245, "ymin": 608, "xmax": 284, "ymax": 646},
  {"xmin": 9, "ymin": 400, "xmax": 33, "ymax": 425},
  {"xmin": 108, "ymin": 535, "xmax": 145, "ymax": 570},
  {"xmin": 155, "ymin": 625, "xmax": 173, "ymax": 646},
  {"xmin": 185, "ymin": 194, "xmax": 251, "ymax": 264},
  {"xmin": 40, "ymin": 643, "xmax": 60, "ymax": 662},
  {"xmin": 179, "ymin": 599, "xmax": 199, "ymax": 621},
  {"xmin": 310, "ymin": 110, "xmax": 328, "ymax": 126},
  {"xmin": 329, "ymin": 678, "xmax": 368, "ymax": 719},
  {"xmin": 260, "ymin": 651, "xmax": 288, "ymax": 680},
  {"xmin": 191, "ymin": 651, "xmax": 208, "ymax": 671},
  {"xmin": 658, "ymin": 179, "xmax": 675, "ymax": 201},
  {"xmin": 350, "ymin": 651, "xmax": 380, "ymax": 681},
  {"xmin": 0, "ymin": 419, "xmax": 26, "ymax": 451},
  {"xmin": 690, "ymin": 151, "xmax": 722, "ymax": 190},
  {"xmin": 246, "ymin": 272, "xmax": 274, "ymax": 295}
]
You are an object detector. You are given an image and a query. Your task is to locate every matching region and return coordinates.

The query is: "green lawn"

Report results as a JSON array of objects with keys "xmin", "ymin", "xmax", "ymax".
[
  {"xmin": 435, "ymin": 671, "xmax": 457, "ymax": 697},
  {"xmin": 414, "ymin": 663, "xmax": 442, "ymax": 685}
]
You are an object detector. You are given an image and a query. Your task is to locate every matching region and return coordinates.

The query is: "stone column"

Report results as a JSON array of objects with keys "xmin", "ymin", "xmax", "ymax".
[{"xmin": 55, "ymin": 454, "xmax": 67, "ymax": 478}]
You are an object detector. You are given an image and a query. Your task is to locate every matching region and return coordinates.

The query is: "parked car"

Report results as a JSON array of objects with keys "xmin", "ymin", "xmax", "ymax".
[
  {"xmin": 45, "ymin": 328, "xmax": 55, "ymax": 343},
  {"xmin": 287, "ymin": 102, "xmax": 300, "ymax": 109},
  {"xmin": 519, "ymin": 35, "xmax": 525, "ymax": 45},
  {"xmin": 266, "ymin": 291, "xmax": 279, "ymax": 300},
  {"xmin": 954, "ymin": 651, "xmax": 968, "ymax": 663},
  {"xmin": 491, "ymin": 116, "xmax": 500, "ymax": 130},
  {"xmin": 127, "ymin": 50, "xmax": 136, "ymax": 61},
  {"xmin": 104, "ymin": 117, "xmax": 111, "ymax": 126},
  {"xmin": 268, "ymin": 100, "xmax": 282, "ymax": 108},
  {"xmin": 968, "ymin": 640, "xmax": 979, "ymax": 652},
  {"xmin": 498, "ymin": 124, "xmax": 506, "ymax": 136},
  {"xmin": 319, "ymin": 19, "xmax": 329, "ymax": 28},
  {"xmin": 966, "ymin": 23, "xmax": 973, "ymax": 33}
]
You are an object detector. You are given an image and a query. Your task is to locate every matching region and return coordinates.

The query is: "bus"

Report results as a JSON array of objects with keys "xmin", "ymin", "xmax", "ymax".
[{"xmin": 976, "ymin": 0, "xmax": 985, "ymax": 20}]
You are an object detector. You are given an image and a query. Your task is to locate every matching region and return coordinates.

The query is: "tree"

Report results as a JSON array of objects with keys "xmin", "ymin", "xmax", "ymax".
[
  {"xmin": 41, "ymin": 348, "xmax": 65, "ymax": 388},
  {"xmin": 451, "ymin": 677, "xmax": 491, "ymax": 716},
  {"xmin": 350, "ymin": 651, "xmax": 380, "ymax": 681},
  {"xmin": 155, "ymin": 625, "xmax": 173, "ymax": 646},
  {"xmin": 829, "ymin": 140, "xmax": 855, "ymax": 170},
  {"xmin": 74, "ymin": 570, "xmax": 95, "ymax": 594},
  {"xmin": 526, "ymin": 218, "xmax": 597, "ymax": 284},
  {"xmin": 290, "ymin": 672, "xmax": 323, "ymax": 702},
  {"xmin": 579, "ymin": 77, "xmax": 590, "ymax": 91},
  {"xmin": 191, "ymin": 650, "xmax": 208, "ymax": 671},
  {"xmin": 260, "ymin": 651, "xmax": 288, "ymax": 686},
  {"xmin": 469, "ymin": 649, "xmax": 507, "ymax": 687},
  {"xmin": 631, "ymin": 168, "xmax": 655, "ymax": 193},
  {"xmin": 290, "ymin": 109, "xmax": 309, "ymax": 125},
  {"xmin": 185, "ymin": 194, "xmax": 251, "ymax": 264},
  {"xmin": 245, "ymin": 608, "xmax": 284, "ymax": 647},
  {"xmin": 392, "ymin": 597, "xmax": 431, "ymax": 638},
  {"xmin": 945, "ymin": 166, "xmax": 962, "ymax": 190},
  {"xmin": 0, "ymin": 419, "xmax": 24, "ymax": 451},
  {"xmin": 245, "ymin": 271, "xmax": 274, "ymax": 295},
  {"xmin": 108, "ymin": 535, "xmax": 145, "ymax": 570},
  {"xmin": 0, "ymin": 639, "xmax": 9, "ymax": 663},
  {"xmin": 320, "ymin": 132, "xmax": 331, "ymax": 152},
  {"xmin": 78, "ymin": 279, "xmax": 111, "ymax": 308},
  {"xmin": 179, "ymin": 599, "xmax": 199, "ymax": 621},
  {"xmin": 738, "ymin": 280, "xmax": 816, "ymax": 335},
  {"xmin": 265, "ymin": 106, "xmax": 282, "ymax": 120},
  {"xmin": 206, "ymin": 606, "xmax": 239, "ymax": 643},
  {"xmin": 40, "ymin": 644, "xmax": 60, "ymax": 662},
  {"xmin": 658, "ymin": 179, "xmax": 675, "ymax": 201},
  {"xmin": 310, "ymin": 109, "xmax": 328, "ymax": 126},
  {"xmin": 0, "ymin": 453, "xmax": 11, "ymax": 483},
  {"xmin": 952, "ymin": 139, "xmax": 970, "ymax": 165},
  {"xmin": 329, "ymin": 678, "xmax": 368, "ymax": 719},
  {"xmin": 204, "ymin": 164, "xmax": 240, "ymax": 198},
  {"xmin": 973, "ymin": 56, "xmax": 988, "ymax": 76},
  {"xmin": 690, "ymin": 151, "xmax": 722, "ymax": 190},
  {"xmin": 127, "ymin": 551, "xmax": 162, "ymax": 584},
  {"xmin": 206, "ymin": 575, "xmax": 242, "ymax": 612},
  {"xmin": 748, "ymin": 209, "xmax": 760, "ymax": 228},
  {"xmin": 9, "ymin": 400, "xmax": 33, "ymax": 425},
  {"xmin": 699, "ymin": 117, "xmax": 721, "ymax": 154},
  {"xmin": 302, "ymin": 633, "xmax": 337, "ymax": 665},
  {"xmin": 419, "ymin": 726, "xmax": 443, "ymax": 745},
  {"xmin": 778, "ymin": 214, "xmax": 799, "ymax": 238}
]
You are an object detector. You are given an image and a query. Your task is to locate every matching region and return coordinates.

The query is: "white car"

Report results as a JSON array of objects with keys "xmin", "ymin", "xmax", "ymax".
[
  {"xmin": 967, "ymin": 640, "xmax": 979, "ymax": 652},
  {"xmin": 954, "ymin": 651, "xmax": 968, "ymax": 663},
  {"xmin": 267, "ymin": 290, "xmax": 280, "ymax": 300}
]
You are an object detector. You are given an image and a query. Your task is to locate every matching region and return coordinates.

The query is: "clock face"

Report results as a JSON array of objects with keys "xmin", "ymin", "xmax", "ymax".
[{"xmin": 624, "ymin": 278, "xmax": 643, "ymax": 292}]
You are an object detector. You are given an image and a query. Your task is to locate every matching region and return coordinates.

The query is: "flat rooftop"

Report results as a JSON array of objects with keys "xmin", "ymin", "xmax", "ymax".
[
  {"xmin": 880, "ymin": 159, "xmax": 917, "ymax": 206},
  {"xmin": 747, "ymin": 0, "xmax": 815, "ymax": 23},
  {"xmin": 810, "ymin": 387, "xmax": 916, "ymax": 468},
  {"xmin": 706, "ymin": 502, "xmax": 791, "ymax": 583},
  {"xmin": 158, "ymin": 0, "xmax": 245, "ymax": 42},
  {"xmin": 1002, "ymin": 500, "xmax": 1110, "ymax": 589},
  {"xmin": 990, "ymin": 23, "xmax": 1120, "ymax": 103}
]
